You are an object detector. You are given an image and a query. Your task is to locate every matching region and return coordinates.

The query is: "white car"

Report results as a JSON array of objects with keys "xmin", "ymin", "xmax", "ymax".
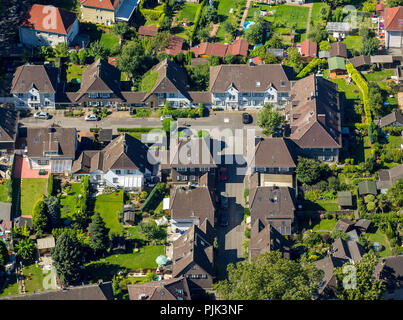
[
  {"xmin": 85, "ymin": 114, "xmax": 99, "ymax": 121},
  {"xmin": 160, "ymin": 114, "xmax": 173, "ymax": 121},
  {"xmin": 33, "ymin": 112, "xmax": 50, "ymax": 119}
]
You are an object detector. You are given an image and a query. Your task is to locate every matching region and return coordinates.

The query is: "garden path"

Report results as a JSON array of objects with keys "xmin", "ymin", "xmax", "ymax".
[
  {"xmin": 238, "ymin": 0, "xmax": 252, "ymax": 34},
  {"xmin": 306, "ymin": 3, "xmax": 313, "ymax": 35}
]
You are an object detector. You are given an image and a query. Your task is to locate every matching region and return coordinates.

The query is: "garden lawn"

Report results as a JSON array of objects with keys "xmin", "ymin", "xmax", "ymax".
[
  {"xmin": 23, "ymin": 264, "xmax": 51, "ymax": 293},
  {"xmin": 342, "ymin": 36, "xmax": 362, "ymax": 51},
  {"xmin": 66, "ymin": 63, "xmax": 86, "ymax": 83},
  {"xmin": 363, "ymin": 69, "xmax": 395, "ymax": 82},
  {"xmin": 386, "ymin": 135, "xmax": 401, "ymax": 148},
  {"xmin": 366, "ymin": 228, "xmax": 392, "ymax": 258},
  {"xmin": 177, "ymin": 3, "xmax": 200, "ymax": 22},
  {"xmin": 139, "ymin": 71, "xmax": 159, "ymax": 93},
  {"xmin": 94, "ymin": 190, "xmax": 124, "ymax": 234},
  {"xmin": 302, "ymin": 200, "xmax": 339, "ymax": 212},
  {"xmin": 312, "ymin": 218, "xmax": 337, "ymax": 233},
  {"xmin": 20, "ymin": 178, "xmax": 48, "ymax": 215},
  {"xmin": 99, "ymin": 32, "xmax": 120, "ymax": 50},
  {"xmin": 0, "ymin": 182, "xmax": 11, "ymax": 202},
  {"xmin": 126, "ymin": 225, "xmax": 147, "ymax": 241},
  {"xmin": 60, "ymin": 183, "xmax": 83, "ymax": 219},
  {"xmin": 328, "ymin": 78, "xmax": 361, "ymax": 100},
  {"xmin": 273, "ymin": 5, "xmax": 309, "ymax": 31},
  {"xmin": 216, "ymin": 0, "xmax": 237, "ymax": 42},
  {"xmin": 246, "ymin": 3, "xmax": 276, "ymax": 21},
  {"xmin": 310, "ymin": 3, "xmax": 329, "ymax": 23}
]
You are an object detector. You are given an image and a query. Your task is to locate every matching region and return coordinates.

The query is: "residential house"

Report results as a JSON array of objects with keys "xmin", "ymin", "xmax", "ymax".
[
  {"xmin": 328, "ymin": 57, "xmax": 346, "ymax": 79},
  {"xmin": 0, "ymin": 202, "xmax": 12, "ymax": 241},
  {"xmin": 248, "ymin": 219, "xmax": 291, "ymax": 262},
  {"xmin": 191, "ymin": 39, "xmax": 249, "ymax": 58},
  {"xmin": 358, "ymin": 180, "xmax": 377, "ymax": 197},
  {"xmin": 384, "ymin": 6, "xmax": 403, "ymax": 49},
  {"xmin": 249, "ymin": 138, "xmax": 297, "ymax": 190},
  {"xmin": 287, "ymin": 74, "xmax": 342, "ymax": 162},
  {"xmin": 162, "ymin": 137, "xmax": 217, "ymax": 185},
  {"xmin": 209, "ymin": 64, "xmax": 294, "ymax": 110},
  {"xmin": 331, "ymin": 237, "xmax": 364, "ymax": 263},
  {"xmin": 19, "ymin": 4, "xmax": 79, "ymax": 47},
  {"xmin": 374, "ymin": 255, "xmax": 403, "ymax": 300},
  {"xmin": 72, "ymin": 133, "xmax": 157, "ymax": 190},
  {"xmin": 376, "ymin": 164, "xmax": 403, "ymax": 193},
  {"xmin": 326, "ymin": 22, "xmax": 352, "ymax": 40},
  {"xmin": 377, "ymin": 111, "xmax": 403, "ymax": 128},
  {"xmin": 80, "ymin": 0, "xmax": 139, "ymax": 25},
  {"xmin": 128, "ymin": 276, "xmax": 191, "ymax": 300},
  {"xmin": 299, "ymin": 40, "xmax": 317, "ymax": 58},
  {"xmin": 172, "ymin": 223, "xmax": 214, "ymax": 293},
  {"xmin": 337, "ymin": 191, "xmax": 353, "ymax": 209},
  {"xmin": 138, "ymin": 25, "xmax": 159, "ymax": 38},
  {"xmin": 11, "ymin": 64, "xmax": 60, "ymax": 110},
  {"xmin": 26, "ymin": 126, "xmax": 77, "ymax": 174},
  {"xmin": 249, "ymin": 182, "xmax": 296, "ymax": 236},
  {"xmin": 0, "ymin": 281, "xmax": 114, "ymax": 300},
  {"xmin": 330, "ymin": 42, "xmax": 347, "ymax": 59},
  {"xmin": 0, "ymin": 107, "xmax": 19, "ymax": 155},
  {"xmin": 349, "ymin": 55, "xmax": 371, "ymax": 71},
  {"xmin": 315, "ymin": 256, "xmax": 348, "ymax": 299},
  {"xmin": 169, "ymin": 185, "xmax": 215, "ymax": 231}
]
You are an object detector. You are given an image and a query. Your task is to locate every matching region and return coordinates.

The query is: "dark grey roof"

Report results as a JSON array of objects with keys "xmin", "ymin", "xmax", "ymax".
[
  {"xmin": 0, "ymin": 108, "xmax": 19, "ymax": 143},
  {"xmin": 0, "ymin": 202, "xmax": 12, "ymax": 221},
  {"xmin": 354, "ymin": 219, "xmax": 371, "ymax": 231},
  {"xmin": 11, "ymin": 64, "xmax": 58, "ymax": 94},
  {"xmin": 358, "ymin": 180, "xmax": 377, "ymax": 195},
  {"xmin": 378, "ymin": 111, "xmax": 403, "ymax": 127},
  {"xmin": 252, "ymin": 138, "xmax": 296, "ymax": 168},
  {"xmin": 98, "ymin": 129, "xmax": 113, "ymax": 142},
  {"xmin": 349, "ymin": 55, "xmax": 371, "ymax": 68},
  {"xmin": 337, "ymin": 191, "xmax": 352, "ymax": 206}
]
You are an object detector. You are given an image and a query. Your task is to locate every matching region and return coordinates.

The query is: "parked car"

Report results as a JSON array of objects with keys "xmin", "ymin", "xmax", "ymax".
[
  {"xmin": 33, "ymin": 112, "xmax": 50, "ymax": 119},
  {"xmin": 85, "ymin": 114, "xmax": 99, "ymax": 121},
  {"xmin": 220, "ymin": 192, "xmax": 228, "ymax": 209},
  {"xmin": 220, "ymin": 210, "xmax": 228, "ymax": 227},
  {"xmin": 219, "ymin": 167, "xmax": 228, "ymax": 181},
  {"xmin": 117, "ymin": 106, "xmax": 129, "ymax": 111},
  {"xmin": 160, "ymin": 114, "xmax": 173, "ymax": 121},
  {"xmin": 242, "ymin": 112, "xmax": 251, "ymax": 124}
]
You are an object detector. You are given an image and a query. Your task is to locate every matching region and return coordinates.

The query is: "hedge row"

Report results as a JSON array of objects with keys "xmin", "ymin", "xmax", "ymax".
[
  {"xmin": 117, "ymin": 127, "xmax": 161, "ymax": 133},
  {"xmin": 48, "ymin": 173, "xmax": 54, "ymax": 196},
  {"xmin": 346, "ymin": 62, "xmax": 372, "ymax": 124},
  {"xmin": 140, "ymin": 184, "xmax": 160, "ymax": 212},
  {"xmin": 190, "ymin": 0, "xmax": 207, "ymax": 42},
  {"xmin": 296, "ymin": 58, "xmax": 325, "ymax": 79},
  {"xmin": 382, "ymin": 126, "xmax": 403, "ymax": 136}
]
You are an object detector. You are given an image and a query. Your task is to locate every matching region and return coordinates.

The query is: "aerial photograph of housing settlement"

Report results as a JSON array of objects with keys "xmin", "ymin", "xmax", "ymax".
[{"xmin": 0, "ymin": 0, "xmax": 402, "ymax": 306}]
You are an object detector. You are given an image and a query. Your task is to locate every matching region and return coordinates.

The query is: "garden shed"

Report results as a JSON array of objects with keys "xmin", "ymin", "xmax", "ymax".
[
  {"xmin": 358, "ymin": 180, "xmax": 377, "ymax": 196},
  {"xmin": 337, "ymin": 191, "xmax": 353, "ymax": 209}
]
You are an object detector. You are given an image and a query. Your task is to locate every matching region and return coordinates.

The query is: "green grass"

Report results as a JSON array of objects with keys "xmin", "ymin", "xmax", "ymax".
[
  {"xmin": 273, "ymin": 5, "xmax": 309, "ymax": 31},
  {"xmin": 0, "ymin": 182, "xmax": 11, "ymax": 202},
  {"xmin": 20, "ymin": 178, "xmax": 48, "ymax": 215},
  {"xmin": 328, "ymin": 78, "xmax": 361, "ymax": 100},
  {"xmin": 312, "ymin": 218, "xmax": 337, "ymax": 233},
  {"xmin": 85, "ymin": 245, "xmax": 165, "ymax": 281},
  {"xmin": 366, "ymin": 228, "xmax": 392, "ymax": 258},
  {"xmin": 246, "ymin": 3, "xmax": 276, "ymax": 21},
  {"xmin": 126, "ymin": 225, "xmax": 147, "ymax": 241},
  {"xmin": 302, "ymin": 200, "xmax": 339, "ymax": 212},
  {"xmin": 66, "ymin": 63, "xmax": 86, "ymax": 83},
  {"xmin": 362, "ymin": 69, "xmax": 395, "ymax": 82},
  {"xmin": 60, "ymin": 183, "xmax": 83, "ymax": 219},
  {"xmin": 386, "ymin": 135, "xmax": 401, "ymax": 148},
  {"xmin": 139, "ymin": 71, "xmax": 159, "ymax": 93},
  {"xmin": 311, "ymin": 2, "xmax": 329, "ymax": 23},
  {"xmin": 216, "ymin": 0, "xmax": 237, "ymax": 42},
  {"xmin": 99, "ymin": 32, "xmax": 120, "ymax": 50},
  {"xmin": 94, "ymin": 191, "xmax": 124, "ymax": 234},
  {"xmin": 178, "ymin": 3, "xmax": 200, "ymax": 22},
  {"xmin": 342, "ymin": 36, "xmax": 362, "ymax": 51}
]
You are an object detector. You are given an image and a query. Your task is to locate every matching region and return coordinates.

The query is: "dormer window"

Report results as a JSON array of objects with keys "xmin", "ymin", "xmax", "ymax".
[{"xmin": 281, "ymin": 81, "xmax": 286, "ymax": 87}]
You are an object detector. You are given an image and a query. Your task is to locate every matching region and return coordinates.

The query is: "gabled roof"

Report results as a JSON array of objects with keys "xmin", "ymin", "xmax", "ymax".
[
  {"xmin": 377, "ymin": 164, "xmax": 403, "ymax": 190},
  {"xmin": 370, "ymin": 55, "xmax": 393, "ymax": 63},
  {"xmin": 330, "ymin": 42, "xmax": 347, "ymax": 58},
  {"xmin": 289, "ymin": 75, "xmax": 342, "ymax": 149},
  {"xmin": 378, "ymin": 111, "xmax": 403, "ymax": 127},
  {"xmin": 209, "ymin": 64, "xmax": 293, "ymax": 93},
  {"xmin": 349, "ymin": 55, "xmax": 371, "ymax": 68},
  {"xmin": 128, "ymin": 276, "xmax": 191, "ymax": 300},
  {"xmin": 384, "ymin": 6, "xmax": 403, "ymax": 31},
  {"xmin": 21, "ymin": 4, "xmax": 78, "ymax": 35},
  {"xmin": 227, "ymin": 38, "xmax": 249, "ymax": 57},
  {"xmin": 138, "ymin": 25, "xmax": 159, "ymax": 37},
  {"xmin": 72, "ymin": 133, "xmax": 153, "ymax": 174},
  {"xmin": 0, "ymin": 202, "xmax": 12, "ymax": 221},
  {"xmin": 374, "ymin": 255, "xmax": 403, "ymax": 289},
  {"xmin": 328, "ymin": 56, "xmax": 346, "ymax": 70},
  {"xmin": 358, "ymin": 180, "xmax": 377, "ymax": 195},
  {"xmin": 27, "ymin": 126, "xmax": 76, "ymax": 159},
  {"xmin": 75, "ymin": 59, "xmax": 122, "ymax": 102},
  {"xmin": 172, "ymin": 224, "xmax": 214, "ymax": 278},
  {"xmin": 36, "ymin": 236, "xmax": 55, "ymax": 250},
  {"xmin": 191, "ymin": 42, "xmax": 228, "ymax": 58},
  {"xmin": 315, "ymin": 256, "xmax": 348, "ymax": 296},
  {"xmin": 333, "ymin": 219, "xmax": 355, "ymax": 233},
  {"xmin": 0, "ymin": 108, "xmax": 18, "ymax": 143},
  {"xmin": 80, "ymin": 0, "xmax": 120, "ymax": 10},
  {"xmin": 251, "ymin": 138, "xmax": 296, "ymax": 168},
  {"xmin": 11, "ymin": 64, "xmax": 58, "ymax": 94},
  {"xmin": 332, "ymin": 238, "xmax": 364, "ymax": 263},
  {"xmin": 300, "ymin": 40, "xmax": 317, "ymax": 57},
  {"xmin": 0, "ymin": 282, "xmax": 114, "ymax": 300},
  {"xmin": 170, "ymin": 186, "xmax": 215, "ymax": 227},
  {"xmin": 337, "ymin": 191, "xmax": 352, "ymax": 207}
]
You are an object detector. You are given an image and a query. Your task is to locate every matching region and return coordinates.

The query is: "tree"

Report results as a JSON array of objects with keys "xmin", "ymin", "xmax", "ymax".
[
  {"xmin": 32, "ymin": 196, "xmax": 49, "ymax": 234},
  {"xmin": 213, "ymin": 251, "xmax": 323, "ymax": 300},
  {"xmin": 362, "ymin": 0, "xmax": 377, "ymax": 13},
  {"xmin": 296, "ymin": 157, "xmax": 322, "ymax": 185},
  {"xmin": 89, "ymin": 40, "xmax": 108, "ymax": 60},
  {"xmin": 359, "ymin": 25, "xmax": 371, "ymax": 41},
  {"xmin": 257, "ymin": 103, "xmax": 285, "ymax": 136},
  {"xmin": 208, "ymin": 55, "xmax": 220, "ymax": 66},
  {"xmin": 334, "ymin": 252, "xmax": 385, "ymax": 300},
  {"xmin": 204, "ymin": 5, "xmax": 218, "ymax": 24},
  {"xmin": 142, "ymin": 270, "xmax": 158, "ymax": 282},
  {"xmin": 38, "ymin": 46, "xmax": 53, "ymax": 59},
  {"xmin": 308, "ymin": 24, "xmax": 327, "ymax": 43},
  {"xmin": 15, "ymin": 238, "xmax": 36, "ymax": 263},
  {"xmin": 223, "ymin": 20, "xmax": 236, "ymax": 36},
  {"xmin": 319, "ymin": 40, "xmax": 331, "ymax": 51},
  {"xmin": 138, "ymin": 222, "xmax": 159, "ymax": 241},
  {"xmin": 265, "ymin": 34, "xmax": 284, "ymax": 49},
  {"xmin": 224, "ymin": 54, "xmax": 238, "ymax": 64},
  {"xmin": 360, "ymin": 37, "xmax": 379, "ymax": 56},
  {"xmin": 159, "ymin": 16, "xmax": 172, "ymax": 31},
  {"xmin": 54, "ymin": 42, "xmax": 68, "ymax": 58},
  {"xmin": 52, "ymin": 232, "xmax": 84, "ymax": 285},
  {"xmin": 88, "ymin": 212, "xmax": 110, "ymax": 254},
  {"xmin": 386, "ymin": 0, "xmax": 403, "ymax": 8},
  {"xmin": 0, "ymin": 240, "xmax": 8, "ymax": 269},
  {"xmin": 77, "ymin": 49, "xmax": 88, "ymax": 65},
  {"xmin": 113, "ymin": 21, "xmax": 129, "ymax": 38},
  {"xmin": 117, "ymin": 40, "xmax": 148, "ymax": 77},
  {"xmin": 162, "ymin": 118, "xmax": 174, "ymax": 132},
  {"xmin": 330, "ymin": 230, "xmax": 349, "ymax": 241},
  {"xmin": 284, "ymin": 47, "xmax": 303, "ymax": 74},
  {"xmin": 197, "ymin": 26, "xmax": 211, "ymax": 43},
  {"xmin": 245, "ymin": 22, "xmax": 265, "ymax": 45},
  {"xmin": 44, "ymin": 196, "xmax": 61, "ymax": 228},
  {"xmin": 368, "ymin": 83, "xmax": 384, "ymax": 119},
  {"xmin": 69, "ymin": 50, "xmax": 79, "ymax": 64},
  {"xmin": 387, "ymin": 179, "xmax": 403, "ymax": 208}
]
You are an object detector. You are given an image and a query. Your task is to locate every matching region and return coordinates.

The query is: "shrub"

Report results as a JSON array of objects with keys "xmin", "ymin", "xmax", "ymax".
[
  {"xmin": 117, "ymin": 127, "xmax": 161, "ymax": 133},
  {"xmin": 132, "ymin": 108, "xmax": 151, "ymax": 118}
]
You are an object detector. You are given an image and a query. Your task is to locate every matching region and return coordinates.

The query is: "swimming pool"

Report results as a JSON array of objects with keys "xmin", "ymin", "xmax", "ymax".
[{"xmin": 243, "ymin": 21, "xmax": 255, "ymax": 31}]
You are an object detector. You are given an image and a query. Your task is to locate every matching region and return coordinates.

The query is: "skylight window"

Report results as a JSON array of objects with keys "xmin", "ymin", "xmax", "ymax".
[{"xmin": 256, "ymin": 81, "xmax": 261, "ymax": 87}]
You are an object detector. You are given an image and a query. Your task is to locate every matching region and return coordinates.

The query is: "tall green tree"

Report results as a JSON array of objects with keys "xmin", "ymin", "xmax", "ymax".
[
  {"xmin": 360, "ymin": 37, "xmax": 379, "ymax": 56},
  {"xmin": 387, "ymin": 179, "xmax": 403, "ymax": 208},
  {"xmin": 0, "ymin": 240, "xmax": 8, "ymax": 269},
  {"xmin": 296, "ymin": 157, "xmax": 322, "ymax": 185},
  {"xmin": 44, "ymin": 196, "xmax": 61, "ymax": 228},
  {"xmin": 53, "ymin": 42, "xmax": 68, "ymax": 58},
  {"xmin": 52, "ymin": 232, "xmax": 84, "ymax": 285},
  {"xmin": 88, "ymin": 212, "xmax": 110, "ymax": 254},
  {"xmin": 15, "ymin": 238, "xmax": 36, "ymax": 263},
  {"xmin": 69, "ymin": 51, "xmax": 79, "ymax": 64},
  {"xmin": 113, "ymin": 21, "xmax": 129, "ymax": 38},
  {"xmin": 368, "ymin": 83, "xmax": 384, "ymax": 119},
  {"xmin": 257, "ymin": 103, "xmax": 285, "ymax": 136},
  {"xmin": 32, "ymin": 196, "xmax": 49, "ymax": 234},
  {"xmin": 213, "ymin": 251, "xmax": 323, "ymax": 300},
  {"xmin": 117, "ymin": 40, "xmax": 148, "ymax": 77},
  {"xmin": 89, "ymin": 40, "xmax": 108, "ymax": 60},
  {"xmin": 245, "ymin": 21, "xmax": 265, "ymax": 45},
  {"xmin": 78, "ymin": 49, "xmax": 88, "ymax": 65}
]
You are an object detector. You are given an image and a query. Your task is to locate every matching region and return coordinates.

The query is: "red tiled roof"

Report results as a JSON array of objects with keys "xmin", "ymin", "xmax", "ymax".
[
  {"xmin": 253, "ymin": 57, "xmax": 263, "ymax": 65},
  {"xmin": 138, "ymin": 25, "xmax": 158, "ymax": 37},
  {"xmin": 80, "ymin": 0, "xmax": 120, "ymax": 10},
  {"xmin": 227, "ymin": 38, "xmax": 249, "ymax": 57},
  {"xmin": 21, "ymin": 4, "xmax": 78, "ymax": 35},
  {"xmin": 165, "ymin": 35, "xmax": 184, "ymax": 55},
  {"xmin": 384, "ymin": 6, "xmax": 403, "ymax": 31},
  {"xmin": 191, "ymin": 42, "xmax": 227, "ymax": 58},
  {"xmin": 376, "ymin": 3, "xmax": 384, "ymax": 11},
  {"xmin": 300, "ymin": 40, "xmax": 317, "ymax": 57}
]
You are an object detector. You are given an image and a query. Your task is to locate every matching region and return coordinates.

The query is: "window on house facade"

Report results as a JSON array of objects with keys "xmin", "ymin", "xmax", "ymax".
[
  {"xmin": 113, "ymin": 178, "xmax": 118, "ymax": 183},
  {"xmin": 115, "ymin": 170, "xmax": 121, "ymax": 175}
]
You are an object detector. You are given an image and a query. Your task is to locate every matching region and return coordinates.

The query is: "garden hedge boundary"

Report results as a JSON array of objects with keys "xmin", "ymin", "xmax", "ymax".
[
  {"xmin": 117, "ymin": 127, "xmax": 161, "ymax": 133},
  {"xmin": 140, "ymin": 185, "xmax": 160, "ymax": 212},
  {"xmin": 190, "ymin": 0, "xmax": 207, "ymax": 42},
  {"xmin": 296, "ymin": 58, "xmax": 325, "ymax": 79}
]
